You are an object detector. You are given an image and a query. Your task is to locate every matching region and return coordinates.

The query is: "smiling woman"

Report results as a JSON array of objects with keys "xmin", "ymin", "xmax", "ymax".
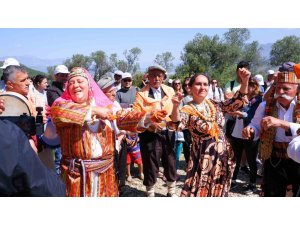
[{"xmin": 50, "ymin": 67, "xmax": 167, "ymax": 197}]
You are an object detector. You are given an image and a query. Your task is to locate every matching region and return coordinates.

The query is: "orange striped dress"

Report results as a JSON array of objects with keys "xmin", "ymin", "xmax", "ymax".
[{"xmin": 51, "ymin": 101, "xmax": 145, "ymax": 197}]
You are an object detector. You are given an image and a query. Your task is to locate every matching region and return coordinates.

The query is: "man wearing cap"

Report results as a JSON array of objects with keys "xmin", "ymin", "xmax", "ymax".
[
  {"xmin": 113, "ymin": 70, "xmax": 124, "ymax": 91},
  {"xmin": 0, "ymin": 58, "xmax": 20, "ymax": 92},
  {"xmin": 254, "ymin": 74, "xmax": 266, "ymax": 92},
  {"xmin": 116, "ymin": 72, "xmax": 138, "ymax": 109},
  {"xmin": 242, "ymin": 62, "xmax": 300, "ymax": 197},
  {"xmin": 132, "ymin": 64, "xmax": 177, "ymax": 197},
  {"xmin": 46, "ymin": 65, "xmax": 69, "ymax": 175},
  {"xmin": 47, "ymin": 65, "xmax": 70, "ymax": 107},
  {"xmin": 266, "ymin": 69, "xmax": 275, "ymax": 87}
]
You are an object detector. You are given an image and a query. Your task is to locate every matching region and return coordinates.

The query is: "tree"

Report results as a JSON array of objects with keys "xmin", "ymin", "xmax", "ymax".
[
  {"xmin": 90, "ymin": 50, "xmax": 112, "ymax": 81},
  {"xmin": 174, "ymin": 28, "xmax": 268, "ymax": 87},
  {"xmin": 123, "ymin": 47, "xmax": 142, "ymax": 74},
  {"xmin": 154, "ymin": 52, "xmax": 175, "ymax": 73},
  {"xmin": 224, "ymin": 28, "xmax": 250, "ymax": 47},
  {"xmin": 242, "ymin": 41, "xmax": 264, "ymax": 74},
  {"xmin": 270, "ymin": 36, "xmax": 300, "ymax": 66},
  {"xmin": 64, "ymin": 54, "xmax": 92, "ymax": 71}
]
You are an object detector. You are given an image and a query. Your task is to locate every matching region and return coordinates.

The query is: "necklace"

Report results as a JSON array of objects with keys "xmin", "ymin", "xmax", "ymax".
[{"xmin": 190, "ymin": 99, "xmax": 216, "ymax": 122}]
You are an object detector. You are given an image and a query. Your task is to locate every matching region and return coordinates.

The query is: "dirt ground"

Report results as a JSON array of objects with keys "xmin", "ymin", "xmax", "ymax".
[{"xmin": 121, "ymin": 154, "xmax": 262, "ymax": 197}]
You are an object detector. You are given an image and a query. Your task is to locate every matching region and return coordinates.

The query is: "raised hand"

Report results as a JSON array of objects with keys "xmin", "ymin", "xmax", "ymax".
[
  {"xmin": 238, "ymin": 68, "xmax": 251, "ymax": 84},
  {"xmin": 171, "ymin": 92, "xmax": 184, "ymax": 107}
]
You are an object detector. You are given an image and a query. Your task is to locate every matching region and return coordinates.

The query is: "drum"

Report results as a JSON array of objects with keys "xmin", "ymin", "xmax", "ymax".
[{"xmin": 0, "ymin": 91, "xmax": 32, "ymax": 117}]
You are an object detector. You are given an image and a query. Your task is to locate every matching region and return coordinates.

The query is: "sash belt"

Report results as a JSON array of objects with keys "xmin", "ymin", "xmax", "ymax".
[{"xmin": 62, "ymin": 154, "xmax": 114, "ymax": 197}]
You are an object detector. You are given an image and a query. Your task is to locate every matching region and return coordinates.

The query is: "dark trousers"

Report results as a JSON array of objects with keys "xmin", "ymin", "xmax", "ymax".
[
  {"xmin": 231, "ymin": 137, "xmax": 258, "ymax": 183},
  {"xmin": 182, "ymin": 129, "xmax": 192, "ymax": 164},
  {"xmin": 115, "ymin": 142, "xmax": 127, "ymax": 189},
  {"xmin": 263, "ymin": 157, "xmax": 300, "ymax": 197},
  {"xmin": 139, "ymin": 130, "xmax": 177, "ymax": 187}
]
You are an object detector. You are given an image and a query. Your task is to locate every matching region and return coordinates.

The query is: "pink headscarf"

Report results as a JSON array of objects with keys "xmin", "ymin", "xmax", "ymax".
[{"xmin": 53, "ymin": 67, "xmax": 112, "ymax": 107}]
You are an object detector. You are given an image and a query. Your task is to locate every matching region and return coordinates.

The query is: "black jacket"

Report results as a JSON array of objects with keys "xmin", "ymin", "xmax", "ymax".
[
  {"xmin": 0, "ymin": 120, "xmax": 66, "ymax": 196},
  {"xmin": 46, "ymin": 81, "xmax": 64, "ymax": 107}
]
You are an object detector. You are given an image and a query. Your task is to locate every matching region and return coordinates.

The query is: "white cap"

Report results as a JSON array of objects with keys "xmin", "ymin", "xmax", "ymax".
[
  {"xmin": 267, "ymin": 69, "xmax": 275, "ymax": 75},
  {"xmin": 114, "ymin": 70, "xmax": 124, "ymax": 77},
  {"xmin": 0, "ymin": 58, "xmax": 20, "ymax": 69},
  {"xmin": 122, "ymin": 72, "xmax": 132, "ymax": 79},
  {"xmin": 254, "ymin": 74, "xmax": 264, "ymax": 86},
  {"xmin": 54, "ymin": 65, "xmax": 69, "ymax": 75}
]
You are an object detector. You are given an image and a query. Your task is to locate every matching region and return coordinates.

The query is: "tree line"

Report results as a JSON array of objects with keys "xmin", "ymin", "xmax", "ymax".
[{"xmin": 47, "ymin": 28, "xmax": 300, "ymax": 87}]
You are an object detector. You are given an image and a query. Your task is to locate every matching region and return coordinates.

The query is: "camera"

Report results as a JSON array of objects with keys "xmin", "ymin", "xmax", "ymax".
[{"xmin": 0, "ymin": 107, "xmax": 44, "ymax": 137}]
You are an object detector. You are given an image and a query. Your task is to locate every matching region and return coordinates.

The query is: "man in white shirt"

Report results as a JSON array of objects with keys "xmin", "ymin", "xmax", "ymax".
[
  {"xmin": 242, "ymin": 62, "xmax": 300, "ymax": 196},
  {"xmin": 207, "ymin": 79, "xmax": 224, "ymax": 102},
  {"xmin": 132, "ymin": 65, "xmax": 177, "ymax": 197}
]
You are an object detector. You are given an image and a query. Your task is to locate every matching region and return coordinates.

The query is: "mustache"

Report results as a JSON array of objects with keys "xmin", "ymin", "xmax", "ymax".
[{"xmin": 274, "ymin": 93, "xmax": 294, "ymax": 101}]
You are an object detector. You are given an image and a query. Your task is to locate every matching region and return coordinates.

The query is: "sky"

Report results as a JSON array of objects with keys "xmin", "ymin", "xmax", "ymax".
[{"xmin": 1, "ymin": 28, "xmax": 300, "ymax": 70}]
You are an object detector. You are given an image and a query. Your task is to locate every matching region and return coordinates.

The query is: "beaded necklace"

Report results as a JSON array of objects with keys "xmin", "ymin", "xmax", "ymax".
[
  {"xmin": 189, "ymin": 99, "xmax": 219, "ymax": 141},
  {"xmin": 190, "ymin": 99, "xmax": 216, "ymax": 122}
]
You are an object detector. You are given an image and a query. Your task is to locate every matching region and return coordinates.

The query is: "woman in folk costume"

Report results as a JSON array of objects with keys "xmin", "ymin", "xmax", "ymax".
[
  {"xmin": 51, "ymin": 67, "xmax": 167, "ymax": 197},
  {"xmin": 171, "ymin": 68, "xmax": 250, "ymax": 197}
]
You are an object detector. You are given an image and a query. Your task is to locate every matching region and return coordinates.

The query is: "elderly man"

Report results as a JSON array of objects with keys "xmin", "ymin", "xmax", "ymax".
[
  {"xmin": 242, "ymin": 62, "xmax": 300, "ymax": 197},
  {"xmin": 132, "ymin": 65, "xmax": 177, "ymax": 197}
]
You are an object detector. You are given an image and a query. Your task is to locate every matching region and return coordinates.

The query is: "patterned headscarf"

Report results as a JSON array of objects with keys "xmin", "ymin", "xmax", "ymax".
[{"xmin": 53, "ymin": 67, "xmax": 112, "ymax": 107}]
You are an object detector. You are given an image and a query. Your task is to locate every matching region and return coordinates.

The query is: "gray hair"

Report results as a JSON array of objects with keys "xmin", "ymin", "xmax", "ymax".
[{"xmin": 2, "ymin": 65, "xmax": 27, "ymax": 83}]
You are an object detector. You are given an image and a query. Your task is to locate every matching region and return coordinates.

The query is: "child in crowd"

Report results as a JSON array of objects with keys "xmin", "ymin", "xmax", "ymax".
[{"xmin": 125, "ymin": 131, "xmax": 144, "ymax": 181}]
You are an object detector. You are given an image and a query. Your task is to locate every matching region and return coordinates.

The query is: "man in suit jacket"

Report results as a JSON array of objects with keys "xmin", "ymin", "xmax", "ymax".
[{"xmin": 132, "ymin": 65, "xmax": 177, "ymax": 197}]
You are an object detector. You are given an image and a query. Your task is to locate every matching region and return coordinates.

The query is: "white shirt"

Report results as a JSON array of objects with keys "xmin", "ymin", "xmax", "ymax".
[
  {"xmin": 207, "ymin": 85, "xmax": 224, "ymax": 102},
  {"xmin": 150, "ymin": 87, "xmax": 162, "ymax": 100},
  {"xmin": 287, "ymin": 136, "xmax": 300, "ymax": 163},
  {"xmin": 231, "ymin": 118, "xmax": 244, "ymax": 139},
  {"xmin": 249, "ymin": 97, "xmax": 300, "ymax": 142}
]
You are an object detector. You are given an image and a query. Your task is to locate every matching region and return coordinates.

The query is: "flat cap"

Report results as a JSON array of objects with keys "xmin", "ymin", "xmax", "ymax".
[{"xmin": 147, "ymin": 65, "xmax": 166, "ymax": 74}]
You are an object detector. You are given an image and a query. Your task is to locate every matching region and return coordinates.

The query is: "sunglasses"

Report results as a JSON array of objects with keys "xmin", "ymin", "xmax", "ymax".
[
  {"xmin": 211, "ymin": 81, "xmax": 217, "ymax": 84},
  {"xmin": 174, "ymin": 82, "xmax": 181, "ymax": 85},
  {"xmin": 123, "ymin": 79, "xmax": 132, "ymax": 82}
]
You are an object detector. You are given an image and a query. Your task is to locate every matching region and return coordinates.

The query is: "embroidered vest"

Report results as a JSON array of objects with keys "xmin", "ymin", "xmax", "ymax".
[{"xmin": 259, "ymin": 85, "xmax": 300, "ymax": 160}]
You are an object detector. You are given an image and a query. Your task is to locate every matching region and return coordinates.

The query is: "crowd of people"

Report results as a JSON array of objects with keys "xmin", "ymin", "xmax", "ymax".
[{"xmin": 1, "ymin": 57, "xmax": 300, "ymax": 197}]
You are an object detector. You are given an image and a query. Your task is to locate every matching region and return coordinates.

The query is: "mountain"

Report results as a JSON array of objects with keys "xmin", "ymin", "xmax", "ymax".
[
  {"xmin": 0, "ymin": 56, "xmax": 65, "ymax": 73},
  {"xmin": 0, "ymin": 61, "xmax": 46, "ymax": 77}
]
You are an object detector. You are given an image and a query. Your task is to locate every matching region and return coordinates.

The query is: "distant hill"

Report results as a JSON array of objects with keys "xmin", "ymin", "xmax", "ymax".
[
  {"xmin": 0, "ymin": 61, "xmax": 46, "ymax": 78},
  {"xmin": 0, "ymin": 56, "xmax": 65, "ymax": 73}
]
